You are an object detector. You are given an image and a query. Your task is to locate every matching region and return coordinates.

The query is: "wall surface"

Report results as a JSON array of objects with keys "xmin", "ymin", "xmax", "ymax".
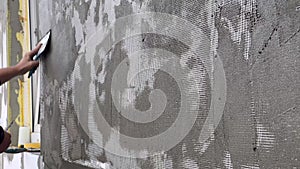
[{"xmin": 38, "ymin": 0, "xmax": 300, "ymax": 168}]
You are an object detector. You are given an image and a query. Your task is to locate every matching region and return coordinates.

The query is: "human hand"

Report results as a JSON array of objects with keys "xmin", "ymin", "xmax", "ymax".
[
  {"xmin": 16, "ymin": 44, "xmax": 42, "ymax": 75},
  {"xmin": 0, "ymin": 131, "xmax": 11, "ymax": 153}
]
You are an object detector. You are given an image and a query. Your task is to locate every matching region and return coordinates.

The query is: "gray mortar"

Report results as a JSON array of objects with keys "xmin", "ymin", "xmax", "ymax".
[{"xmin": 37, "ymin": 0, "xmax": 300, "ymax": 168}]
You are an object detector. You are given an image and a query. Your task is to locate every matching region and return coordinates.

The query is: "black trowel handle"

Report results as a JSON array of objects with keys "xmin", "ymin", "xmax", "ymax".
[
  {"xmin": 28, "ymin": 54, "xmax": 41, "ymax": 78},
  {"xmin": 28, "ymin": 67, "xmax": 37, "ymax": 78}
]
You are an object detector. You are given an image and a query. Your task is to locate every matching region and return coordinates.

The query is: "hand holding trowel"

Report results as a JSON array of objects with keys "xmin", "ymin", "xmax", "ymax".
[{"xmin": 28, "ymin": 30, "xmax": 51, "ymax": 78}]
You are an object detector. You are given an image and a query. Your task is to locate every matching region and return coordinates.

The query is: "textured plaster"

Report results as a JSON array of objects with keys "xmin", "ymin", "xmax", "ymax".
[{"xmin": 38, "ymin": 0, "xmax": 300, "ymax": 168}]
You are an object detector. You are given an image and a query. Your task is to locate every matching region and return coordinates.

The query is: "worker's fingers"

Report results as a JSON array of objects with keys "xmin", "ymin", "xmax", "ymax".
[
  {"xmin": 27, "ymin": 43, "xmax": 42, "ymax": 59},
  {"xmin": 30, "ymin": 61, "xmax": 39, "ymax": 68}
]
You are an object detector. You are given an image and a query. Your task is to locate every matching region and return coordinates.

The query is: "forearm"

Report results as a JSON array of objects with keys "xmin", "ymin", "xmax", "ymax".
[{"xmin": 0, "ymin": 66, "xmax": 20, "ymax": 85}]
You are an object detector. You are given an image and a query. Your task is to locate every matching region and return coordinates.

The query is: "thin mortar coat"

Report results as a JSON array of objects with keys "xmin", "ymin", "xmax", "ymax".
[{"xmin": 37, "ymin": 0, "xmax": 300, "ymax": 168}]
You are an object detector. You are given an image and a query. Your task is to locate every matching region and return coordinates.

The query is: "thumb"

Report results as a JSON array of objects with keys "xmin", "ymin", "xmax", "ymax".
[{"xmin": 28, "ymin": 43, "xmax": 42, "ymax": 59}]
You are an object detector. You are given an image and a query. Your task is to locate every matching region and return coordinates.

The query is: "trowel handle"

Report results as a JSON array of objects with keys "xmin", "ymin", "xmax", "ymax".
[
  {"xmin": 32, "ymin": 54, "xmax": 39, "ymax": 61},
  {"xmin": 28, "ymin": 54, "xmax": 41, "ymax": 78},
  {"xmin": 28, "ymin": 68, "xmax": 36, "ymax": 78}
]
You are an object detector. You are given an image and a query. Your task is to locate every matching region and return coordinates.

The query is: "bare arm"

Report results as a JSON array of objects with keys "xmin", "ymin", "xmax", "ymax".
[
  {"xmin": 0, "ymin": 44, "xmax": 41, "ymax": 85},
  {"xmin": 0, "ymin": 44, "xmax": 42, "ymax": 153}
]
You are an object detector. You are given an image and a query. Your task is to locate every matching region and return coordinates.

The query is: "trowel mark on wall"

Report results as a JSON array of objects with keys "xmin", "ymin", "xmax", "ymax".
[
  {"xmin": 150, "ymin": 153, "xmax": 170, "ymax": 169},
  {"xmin": 223, "ymin": 151, "xmax": 233, "ymax": 169},
  {"xmin": 71, "ymin": 9, "xmax": 85, "ymax": 46},
  {"xmin": 181, "ymin": 158, "xmax": 199, "ymax": 169},
  {"xmin": 249, "ymin": 82, "xmax": 275, "ymax": 154},
  {"xmin": 103, "ymin": 0, "xmax": 121, "ymax": 24},
  {"xmin": 130, "ymin": 0, "xmax": 151, "ymax": 13},
  {"xmin": 241, "ymin": 164, "xmax": 260, "ymax": 169},
  {"xmin": 256, "ymin": 123, "xmax": 275, "ymax": 149},
  {"xmin": 219, "ymin": 0, "xmax": 258, "ymax": 60}
]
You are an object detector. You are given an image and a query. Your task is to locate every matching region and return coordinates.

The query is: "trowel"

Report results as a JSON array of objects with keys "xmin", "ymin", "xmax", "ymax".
[{"xmin": 28, "ymin": 30, "xmax": 51, "ymax": 78}]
